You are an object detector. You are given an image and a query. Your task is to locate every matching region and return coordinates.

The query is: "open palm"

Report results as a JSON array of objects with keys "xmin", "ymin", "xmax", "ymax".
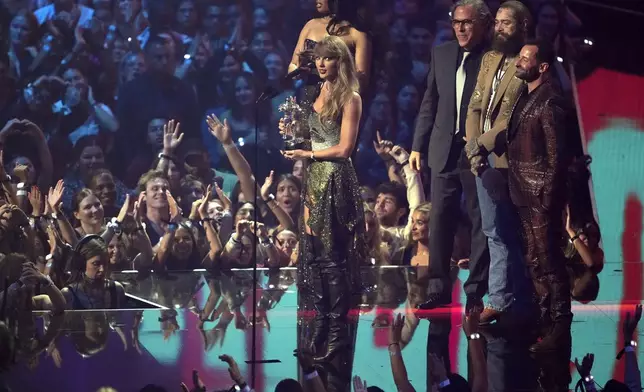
[{"xmin": 206, "ymin": 114, "xmax": 232, "ymax": 144}]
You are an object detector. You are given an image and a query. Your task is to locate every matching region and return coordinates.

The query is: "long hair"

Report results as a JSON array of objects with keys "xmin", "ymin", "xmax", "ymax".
[
  {"xmin": 326, "ymin": 0, "xmax": 368, "ymax": 35},
  {"xmin": 313, "ymin": 36, "xmax": 359, "ymax": 123}
]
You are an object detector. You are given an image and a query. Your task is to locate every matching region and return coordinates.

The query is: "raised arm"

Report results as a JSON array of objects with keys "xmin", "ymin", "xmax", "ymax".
[{"xmin": 206, "ymin": 115, "xmax": 295, "ymax": 230}]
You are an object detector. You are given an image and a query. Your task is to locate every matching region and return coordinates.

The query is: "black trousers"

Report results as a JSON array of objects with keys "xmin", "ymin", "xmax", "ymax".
[{"xmin": 428, "ymin": 142, "xmax": 490, "ymax": 299}]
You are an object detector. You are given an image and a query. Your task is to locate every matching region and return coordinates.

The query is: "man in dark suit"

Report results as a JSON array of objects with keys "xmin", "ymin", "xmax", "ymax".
[{"xmin": 409, "ymin": 0, "xmax": 492, "ymax": 311}]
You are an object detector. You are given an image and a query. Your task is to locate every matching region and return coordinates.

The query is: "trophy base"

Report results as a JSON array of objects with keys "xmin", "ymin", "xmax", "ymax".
[{"xmin": 283, "ymin": 138, "xmax": 306, "ymax": 151}]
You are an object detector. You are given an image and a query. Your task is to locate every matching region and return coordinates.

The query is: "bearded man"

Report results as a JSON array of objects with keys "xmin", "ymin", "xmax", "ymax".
[
  {"xmin": 463, "ymin": 0, "xmax": 533, "ymax": 324},
  {"xmin": 509, "ymin": 39, "xmax": 571, "ymax": 352}
]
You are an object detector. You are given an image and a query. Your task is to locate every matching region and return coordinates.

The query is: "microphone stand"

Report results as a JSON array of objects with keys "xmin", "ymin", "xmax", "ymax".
[{"xmin": 246, "ymin": 86, "xmax": 280, "ymax": 386}]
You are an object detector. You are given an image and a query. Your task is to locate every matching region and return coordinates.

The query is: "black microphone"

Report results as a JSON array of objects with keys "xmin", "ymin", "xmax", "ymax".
[{"xmin": 284, "ymin": 62, "xmax": 315, "ymax": 80}]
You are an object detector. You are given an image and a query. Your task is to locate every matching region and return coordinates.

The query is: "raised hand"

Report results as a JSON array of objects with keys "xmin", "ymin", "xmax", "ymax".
[
  {"xmin": 373, "ymin": 130, "xmax": 393, "ymax": 160},
  {"xmin": 428, "ymin": 353, "xmax": 448, "ymax": 382},
  {"xmin": 133, "ymin": 192, "xmax": 145, "ymax": 224},
  {"xmin": 219, "ymin": 354, "xmax": 244, "ymax": 385},
  {"xmin": 353, "ymin": 375, "xmax": 368, "ymax": 392},
  {"xmin": 390, "ymin": 145, "xmax": 410, "ymax": 165},
  {"xmin": 293, "ymin": 348, "xmax": 315, "ymax": 372},
  {"xmin": 163, "ymin": 119, "xmax": 183, "ymax": 155},
  {"xmin": 180, "ymin": 370, "xmax": 207, "ymax": 392},
  {"xmin": 166, "ymin": 190, "xmax": 181, "ymax": 222},
  {"xmin": 116, "ymin": 194, "xmax": 131, "ymax": 224},
  {"xmin": 389, "ymin": 313, "xmax": 404, "ymax": 345},
  {"xmin": 197, "ymin": 186, "xmax": 212, "ymax": 220},
  {"xmin": 261, "ymin": 170, "xmax": 274, "ymax": 200},
  {"xmin": 575, "ymin": 353, "xmax": 594, "ymax": 379},
  {"xmin": 28, "ymin": 186, "xmax": 43, "ymax": 217},
  {"xmin": 214, "ymin": 183, "xmax": 231, "ymax": 211},
  {"xmin": 48, "ymin": 180, "xmax": 65, "ymax": 212},
  {"xmin": 623, "ymin": 304, "xmax": 642, "ymax": 344},
  {"xmin": 206, "ymin": 114, "xmax": 232, "ymax": 145}
]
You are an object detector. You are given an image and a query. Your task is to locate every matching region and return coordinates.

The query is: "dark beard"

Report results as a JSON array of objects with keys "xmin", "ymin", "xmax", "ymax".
[
  {"xmin": 491, "ymin": 32, "xmax": 524, "ymax": 56},
  {"xmin": 516, "ymin": 67, "xmax": 540, "ymax": 83}
]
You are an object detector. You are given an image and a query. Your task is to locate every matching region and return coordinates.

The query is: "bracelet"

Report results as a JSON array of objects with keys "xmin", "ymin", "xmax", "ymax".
[
  {"xmin": 263, "ymin": 193, "xmax": 275, "ymax": 203},
  {"xmin": 223, "ymin": 143, "xmax": 235, "ymax": 151},
  {"xmin": 569, "ymin": 234, "xmax": 580, "ymax": 244},
  {"xmin": 438, "ymin": 379, "xmax": 451, "ymax": 389},
  {"xmin": 388, "ymin": 342, "xmax": 400, "ymax": 348},
  {"xmin": 310, "ymin": 151, "xmax": 316, "ymax": 161},
  {"xmin": 17, "ymin": 190, "xmax": 28, "ymax": 196},
  {"xmin": 304, "ymin": 370, "xmax": 319, "ymax": 380},
  {"xmin": 17, "ymin": 182, "xmax": 26, "ymax": 190},
  {"xmin": 158, "ymin": 152, "xmax": 175, "ymax": 162},
  {"xmin": 467, "ymin": 333, "xmax": 481, "ymax": 340}
]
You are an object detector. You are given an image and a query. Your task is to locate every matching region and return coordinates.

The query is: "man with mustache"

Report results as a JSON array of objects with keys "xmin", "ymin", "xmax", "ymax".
[
  {"xmin": 464, "ymin": 0, "xmax": 532, "ymax": 324},
  {"xmin": 509, "ymin": 39, "xmax": 570, "ymax": 352}
]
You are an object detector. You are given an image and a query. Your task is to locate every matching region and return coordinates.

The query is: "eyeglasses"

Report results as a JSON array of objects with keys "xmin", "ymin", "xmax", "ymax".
[{"xmin": 452, "ymin": 19, "xmax": 474, "ymax": 28}]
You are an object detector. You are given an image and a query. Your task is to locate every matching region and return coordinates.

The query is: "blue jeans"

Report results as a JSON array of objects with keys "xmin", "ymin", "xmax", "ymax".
[{"xmin": 475, "ymin": 159, "xmax": 527, "ymax": 311}]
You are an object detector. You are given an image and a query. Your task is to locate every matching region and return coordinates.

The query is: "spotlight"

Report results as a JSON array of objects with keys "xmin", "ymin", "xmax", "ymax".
[{"xmin": 127, "ymin": 37, "xmax": 132, "ymax": 42}]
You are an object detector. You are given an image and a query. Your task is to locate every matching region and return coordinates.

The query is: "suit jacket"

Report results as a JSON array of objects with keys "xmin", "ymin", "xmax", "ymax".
[
  {"xmin": 412, "ymin": 41, "xmax": 484, "ymax": 173},
  {"xmin": 466, "ymin": 51, "xmax": 525, "ymax": 169},
  {"xmin": 507, "ymin": 79, "xmax": 568, "ymax": 210}
]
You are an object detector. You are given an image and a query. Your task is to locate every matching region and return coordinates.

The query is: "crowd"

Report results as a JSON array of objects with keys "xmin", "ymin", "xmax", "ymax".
[{"xmin": 0, "ymin": 0, "xmax": 639, "ymax": 391}]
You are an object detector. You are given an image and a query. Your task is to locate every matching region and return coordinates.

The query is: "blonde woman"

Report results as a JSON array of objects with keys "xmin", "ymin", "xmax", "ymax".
[{"xmin": 281, "ymin": 35, "xmax": 366, "ymax": 362}]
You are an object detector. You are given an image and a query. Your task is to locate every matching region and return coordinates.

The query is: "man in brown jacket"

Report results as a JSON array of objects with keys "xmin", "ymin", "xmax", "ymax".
[
  {"xmin": 509, "ymin": 39, "xmax": 570, "ymax": 352},
  {"xmin": 463, "ymin": 1, "xmax": 532, "ymax": 324}
]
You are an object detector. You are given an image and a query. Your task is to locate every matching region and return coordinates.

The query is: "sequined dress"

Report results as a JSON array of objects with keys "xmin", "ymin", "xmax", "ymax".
[{"xmin": 298, "ymin": 109, "xmax": 366, "ymax": 295}]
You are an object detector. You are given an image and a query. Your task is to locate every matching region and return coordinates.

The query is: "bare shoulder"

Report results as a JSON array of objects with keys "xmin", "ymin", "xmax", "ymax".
[{"xmin": 348, "ymin": 92, "xmax": 362, "ymax": 108}]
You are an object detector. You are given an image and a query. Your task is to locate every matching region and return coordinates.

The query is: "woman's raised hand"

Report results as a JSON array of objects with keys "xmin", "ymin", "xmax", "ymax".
[
  {"xmin": 163, "ymin": 119, "xmax": 184, "ymax": 155},
  {"xmin": 47, "ymin": 180, "xmax": 65, "ymax": 212},
  {"xmin": 206, "ymin": 114, "xmax": 232, "ymax": 145}
]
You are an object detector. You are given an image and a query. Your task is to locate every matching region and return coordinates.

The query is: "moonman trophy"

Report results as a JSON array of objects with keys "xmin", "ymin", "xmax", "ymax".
[{"xmin": 278, "ymin": 96, "xmax": 306, "ymax": 151}]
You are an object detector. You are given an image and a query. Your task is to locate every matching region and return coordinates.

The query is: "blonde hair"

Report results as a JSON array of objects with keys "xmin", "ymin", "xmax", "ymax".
[
  {"xmin": 414, "ymin": 202, "xmax": 432, "ymax": 217},
  {"xmin": 313, "ymin": 36, "xmax": 360, "ymax": 122}
]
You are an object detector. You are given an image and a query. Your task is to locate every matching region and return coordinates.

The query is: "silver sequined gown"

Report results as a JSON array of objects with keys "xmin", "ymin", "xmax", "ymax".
[{"xmin": 297, "ymin": 109, "xmax": 366, "ymax": 295}]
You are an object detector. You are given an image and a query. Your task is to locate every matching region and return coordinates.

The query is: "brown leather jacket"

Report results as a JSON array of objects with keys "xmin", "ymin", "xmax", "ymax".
[{"xmin": 507, "ymin": 79, "xmax": 568, "ymax": 211}]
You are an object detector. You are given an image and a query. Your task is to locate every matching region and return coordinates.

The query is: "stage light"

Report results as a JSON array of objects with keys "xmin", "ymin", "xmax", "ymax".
[
  {"xmin": 557, "ymin": 56, "xmax": 564, "ymax": 63},
  {"xmin": 584, "ymin": 38, "xmax": 593, "ymax": 46},
  {"xmin": 184, "ymin": 54, "xmax": 191, "ymax": 60},
  {"xmin": 127, "ymin": 37, "xmax": 132, "ymax": 42}
]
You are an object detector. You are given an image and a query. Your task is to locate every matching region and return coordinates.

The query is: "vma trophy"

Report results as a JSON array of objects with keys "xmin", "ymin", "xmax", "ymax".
[{"xmin": 278, "ymin": 96, "xmax": 307, "ymax": 151}]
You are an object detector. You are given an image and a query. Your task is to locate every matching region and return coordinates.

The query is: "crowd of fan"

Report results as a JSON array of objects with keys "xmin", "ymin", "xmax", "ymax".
[{"xmin": 0, "ymin": 0, "xmax": 632, "ymax": 391}]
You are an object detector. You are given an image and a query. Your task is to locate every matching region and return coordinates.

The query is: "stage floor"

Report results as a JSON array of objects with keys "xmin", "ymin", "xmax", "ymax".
[{"xmin": 6, "ymin": 265, "xmax": 643, "ymax": 391}]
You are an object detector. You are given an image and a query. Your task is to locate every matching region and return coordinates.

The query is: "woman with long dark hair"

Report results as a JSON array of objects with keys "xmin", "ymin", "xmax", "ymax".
[
  {"xmin": 289, "ymin": 0, "xmax": 371, "ymax": 90},
  {"xmin": 281, "ymin": 36, "xmax": 366, "ymax": 363}
]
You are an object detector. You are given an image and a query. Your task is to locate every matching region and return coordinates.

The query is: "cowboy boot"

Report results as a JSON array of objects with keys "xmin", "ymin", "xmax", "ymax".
[{"xmin": 314, "ymin": 264, "xmax": 351, "ymax": 363}]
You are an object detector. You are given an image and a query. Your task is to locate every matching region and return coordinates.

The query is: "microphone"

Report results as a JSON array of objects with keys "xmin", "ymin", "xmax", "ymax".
[{"xmin": 284, "ymin": 62, "xmax": 315, "ymax": 80}]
